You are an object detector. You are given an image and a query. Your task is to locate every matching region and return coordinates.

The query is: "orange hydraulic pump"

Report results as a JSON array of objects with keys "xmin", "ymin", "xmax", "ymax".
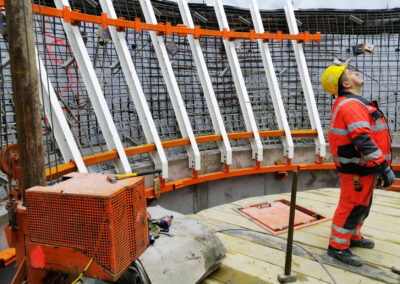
[{"xmin": 4, "ymin": 172, "xmax": 149, "ymax": 283}]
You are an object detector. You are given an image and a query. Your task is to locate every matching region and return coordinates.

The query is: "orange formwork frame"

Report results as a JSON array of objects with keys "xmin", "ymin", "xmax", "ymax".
[
  {"xmin": 0, "ymin": 0, "xmax": 327, "ymax": 198},
  {"xmin": 0, "ymin": 0, "xmax": 320, "ymax": 43},
  {"xmin": 42, "ymin": 128, "xmax": 400, "ymax": 199},
  {"xmin": 45, "ymin": 130, "xmax": 320, "ymax": 179},
  {"xmin": 43, "ymin": 129, "xmax": 337, "ymax": 199},
  {"xmin": 1, "ymin": 1, "xmax": 393, "ymax": 197}
]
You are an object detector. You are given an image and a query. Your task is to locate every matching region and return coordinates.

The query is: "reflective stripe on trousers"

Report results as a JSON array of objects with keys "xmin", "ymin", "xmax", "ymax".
[{"xmin": 329, "ymin": 173, "xmax": 375, "ymax": 250}]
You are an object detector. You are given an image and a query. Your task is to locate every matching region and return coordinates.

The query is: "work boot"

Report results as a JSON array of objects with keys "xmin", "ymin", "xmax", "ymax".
[
  {"xmin": 350, "ymin": 237, "xmax": 374, "ymax": 249},
  {"xmin": 327, "ymin": 245, "xmax": 363, "ymax": 267}
]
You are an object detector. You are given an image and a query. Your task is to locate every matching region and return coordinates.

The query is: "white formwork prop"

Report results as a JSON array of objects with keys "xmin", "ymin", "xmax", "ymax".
[
  {"xmin": 37, "ymin": 54, "xmax": 87, "ymax": 173},
  {"xmin": 139, "ymin": 0, "xmax": 201, "ymax": 170},
  {"xmin": 99, "ymin": 0, "xmax": 168, "ymax": 178},
  {"xmin": 284, "ymin": 0, "xmax": 326, "ymax": 158},
  {"xmin": 54, "ymin": 0, "xmax": 132, "ymax": 174},
  {"xmin": 177, "ymin": 0, "xmax": 232, "ymax": 165},
  {"xmin": 249, "ymin": 0, "xmax": 294, "ymax": 159},
  {"xmin": 213, "ymin": 0, "xmax": 263, "ymax": 162}
]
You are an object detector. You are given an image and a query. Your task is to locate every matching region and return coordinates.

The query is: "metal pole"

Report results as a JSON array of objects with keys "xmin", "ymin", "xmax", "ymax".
[
  {"xmin": 5, "ymin": 0, "xmax": 46, "ymax": 203},
  {"xmin": 278, "ymin": 170, "xmax": 298, "ymax": 283}
]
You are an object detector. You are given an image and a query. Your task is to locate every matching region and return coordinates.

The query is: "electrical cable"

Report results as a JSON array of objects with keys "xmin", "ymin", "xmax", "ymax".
[
  {"xmin": 215, "ymin": 228, "xmax": 337, "ymax": 284},
  {"xmin": 70, "ymin": 258, "xmax": 93, "ymax": 284}
]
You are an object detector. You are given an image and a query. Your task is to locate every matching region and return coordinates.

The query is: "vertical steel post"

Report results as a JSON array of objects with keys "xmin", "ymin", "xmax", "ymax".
[
  {"xmin": 285, "ymin": 170, "xmax": 298, "ymax": 274},
  {"xmin": 278, "ymin": 170, "xmax": 298, "ymax": 283},
  {"xmin": 5, "ymin": 0, "xmax": 46, "ymax": 203}
]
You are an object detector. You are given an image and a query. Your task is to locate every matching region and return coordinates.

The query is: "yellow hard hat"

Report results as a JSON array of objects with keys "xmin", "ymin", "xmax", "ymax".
[{"xmin": 321, "ymin": 63, "xmax": 348, "ymax": 95}]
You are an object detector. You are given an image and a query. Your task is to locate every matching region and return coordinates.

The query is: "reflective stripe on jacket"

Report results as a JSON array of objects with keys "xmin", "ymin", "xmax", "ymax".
[{"xmin": 328, "ymin": 93, "xmax": 392, "ymax": 176}]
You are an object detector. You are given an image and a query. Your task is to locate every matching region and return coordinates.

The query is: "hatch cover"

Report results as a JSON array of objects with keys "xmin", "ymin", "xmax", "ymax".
[{"xmin": 236, "ymin": 199, "xmax": 331, "ymax": 235}]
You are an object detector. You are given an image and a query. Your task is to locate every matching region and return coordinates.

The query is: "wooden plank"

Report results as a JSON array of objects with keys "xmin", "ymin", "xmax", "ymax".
[
  {"xmin": 292, "ymin": 191, "xmax": 400, "ymax": 219},
  {"xmin": 196, "ymin": 188, "xmax": 400, "ymax": 283},
  {"xmin": 210, "ymin": 252, "xmax": 325, "ymax": 284},
  {"xmin": 218, "ymin": 233, "xmax": 388, "ymax": 284},
  {"xmin": 214, "ymin": 194, "xmax": 400, "ymax": 250},
  {"xmin": 270, "ymin": 194, "xmax": 400, "ymax": 232},
  {"xmin": 202, "ymin": 278, "xmax": 225, "ymax": 284},
  {"xmin": 219, "ymin": 192, "xmax": 400, "ymax": 235},
  {"xmin": 306, "ymin": 188, "xmax": 400, "ymax": 208},
  {"xmin": 373, "ymin": 188, "xmax": 400, "ymax": 199},
  {"xmin": 323, "ymin": 220, "xmax": 400, "ymax": 244},
  {"xmin": 300, "ymin": 221, "xmax": 400, "ymax": 257},
  {"xmin": 315, "ymin": 187, "xmax": 400, "ymax": 201},
  {"xmin": 198, "ymin": 207, "xmax": 266, "ymax": 232},
  {"xmin": 216, "ymin": 194, "xmax": 400, "ymax": 234},
  {"xmin": 232, "ymin": 193, "xmax": 290, "ymax": 207},
  {"xmin": 197, "ymin": 205, "xmax": 400, "ymax": 270},
  {"xmin": 195, "ymin": 212, "xmax": 400, "ymax": 250},
  {"xmin": 191, "ymin": 214, "xmax": 400, "ymax": 283}
]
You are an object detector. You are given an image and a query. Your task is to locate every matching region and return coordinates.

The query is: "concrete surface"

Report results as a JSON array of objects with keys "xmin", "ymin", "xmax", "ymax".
[{"xmin": 151, "ymin": 144, "xmax": 341, "ymax": 214}]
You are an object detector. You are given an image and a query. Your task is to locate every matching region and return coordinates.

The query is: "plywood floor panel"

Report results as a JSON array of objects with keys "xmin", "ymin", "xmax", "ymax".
[{"xmin": 195, "ymin": 188, "xmax": 400, "ymax": 284}]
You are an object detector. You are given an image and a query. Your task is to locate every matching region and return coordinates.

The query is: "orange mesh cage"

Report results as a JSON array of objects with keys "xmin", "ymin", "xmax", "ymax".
[{"xmin": 26, "ymin": 173, "xmax": 148, "ymax": 279}]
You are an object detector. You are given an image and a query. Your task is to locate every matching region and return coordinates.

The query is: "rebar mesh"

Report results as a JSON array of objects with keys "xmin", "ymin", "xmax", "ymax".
[{"xmin": 0, "ymin": 1, "xmax": 399, "ymax": 174}]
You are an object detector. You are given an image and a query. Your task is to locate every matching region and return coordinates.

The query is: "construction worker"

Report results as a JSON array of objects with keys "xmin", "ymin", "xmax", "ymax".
[{"xmin": 321, "ymin": 63, "xmax": 394, "ymax": 266}]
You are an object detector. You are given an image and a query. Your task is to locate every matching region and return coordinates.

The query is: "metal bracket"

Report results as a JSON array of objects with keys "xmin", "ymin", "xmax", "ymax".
[
  {"xmin": 138, "ymin": 0, "xmax": 201, "ymax": 170},
  {"xmin": 250, "ymin": 0, "xmax": 294, "ymax": 159},
  {"xmin": 177, "ymin": 0, "xmax": 232, "ymax": 165},
  {"xmin": 36, "ymin": 52, "xmax": 87, "ymax": 173},
  {"xmin": 284, "ymin": 0, "xmax": 326, "ymax": 158},
  {"xmin": 99, "ymin": 0, "xmax": 168, "ymax": 178},
  {"xmin": 214, "ymin": 0, "xmax": 263, "ymax": 161},
  {"xmin": 54, "ymin": 0, "xmax": 132, "ymax": 174}
]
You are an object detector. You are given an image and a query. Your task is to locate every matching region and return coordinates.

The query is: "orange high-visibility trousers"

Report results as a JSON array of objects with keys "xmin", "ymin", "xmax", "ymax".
[{"xmin": 329, "ymin": 173, "xmax": 376, "ymax": 250}]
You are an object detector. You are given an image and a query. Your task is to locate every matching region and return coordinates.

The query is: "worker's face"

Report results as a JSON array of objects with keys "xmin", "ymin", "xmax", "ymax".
[{"xmin": 341, "ymin": 69, "xmax": 363, "ymax": 89}]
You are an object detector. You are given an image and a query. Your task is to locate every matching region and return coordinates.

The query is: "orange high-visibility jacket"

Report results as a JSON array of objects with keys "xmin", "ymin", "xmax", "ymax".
[{"xmin": 328, "ymin": 93, "xmax": 392, "ymax": 175}]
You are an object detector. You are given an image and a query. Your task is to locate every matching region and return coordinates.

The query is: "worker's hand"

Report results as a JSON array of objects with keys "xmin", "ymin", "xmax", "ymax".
[{"xmin": 379, "ymin": 161, "xmax": 395, "ymax": 187}]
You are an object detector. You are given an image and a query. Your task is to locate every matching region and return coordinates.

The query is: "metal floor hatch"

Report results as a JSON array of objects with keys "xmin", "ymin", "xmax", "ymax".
[{"xmin": 236, "ymin": 199, "xmax": 331, "ymax": 235}]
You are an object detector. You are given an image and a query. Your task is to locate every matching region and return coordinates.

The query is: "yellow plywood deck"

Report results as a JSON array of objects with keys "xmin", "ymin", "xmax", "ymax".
[{"xmin": 191, "ymin": 188, "xmax": 400, "ymax": 284}]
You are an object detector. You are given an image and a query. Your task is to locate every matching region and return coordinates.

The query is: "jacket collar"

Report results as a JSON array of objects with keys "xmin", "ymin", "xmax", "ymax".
[{"xmin": 339, "ymin": 93, "xmax": 371, "ymax": 106}]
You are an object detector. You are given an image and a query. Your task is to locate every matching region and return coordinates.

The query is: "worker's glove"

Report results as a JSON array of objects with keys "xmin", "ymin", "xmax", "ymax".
[{"xmin": 379, "ymin": 160, "xmax": 395, "ymax": 187}]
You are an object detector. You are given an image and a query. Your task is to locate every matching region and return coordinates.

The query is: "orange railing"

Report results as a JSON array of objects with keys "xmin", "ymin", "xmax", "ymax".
[
  {"xmin": 43, "ymin": 129, "xmax": 338, "ymax": 198},
  {"xmin": 44, "ymin": 128, "xmax": 400, "ymax": 198},
  {"xmin": 46, "ymin": 129, "xmax": 319, "ymax": 180},
  {"xmin": 0, "ymin": 0, "xmax": 320, "ymax": 43}
]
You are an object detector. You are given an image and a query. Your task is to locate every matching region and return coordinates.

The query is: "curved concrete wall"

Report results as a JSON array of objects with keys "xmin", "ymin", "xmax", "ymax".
[
  {"xmin": 1, "ymin": 144, "xmax": 399, "ymax": 250},
  {"xmin": 150, "ymin": 144, "xmax": 400, "ymax": 214}
]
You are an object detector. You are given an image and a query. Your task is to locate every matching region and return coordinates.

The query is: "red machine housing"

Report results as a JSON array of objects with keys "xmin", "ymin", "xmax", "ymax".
[{"xmin": 24, "ymin": 173, "xmax": 148, "ymax": 281}]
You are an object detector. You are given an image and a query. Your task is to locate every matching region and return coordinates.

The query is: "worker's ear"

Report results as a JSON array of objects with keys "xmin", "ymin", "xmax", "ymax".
[{"xmin": 342, "ymin": 79, "xmax": 351, "ymax": 89}]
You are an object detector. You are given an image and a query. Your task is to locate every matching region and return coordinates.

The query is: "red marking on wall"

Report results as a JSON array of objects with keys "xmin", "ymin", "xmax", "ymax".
[{"xmin": 30, "ymin": 246, "xmax": 45, "ymax": 269}]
